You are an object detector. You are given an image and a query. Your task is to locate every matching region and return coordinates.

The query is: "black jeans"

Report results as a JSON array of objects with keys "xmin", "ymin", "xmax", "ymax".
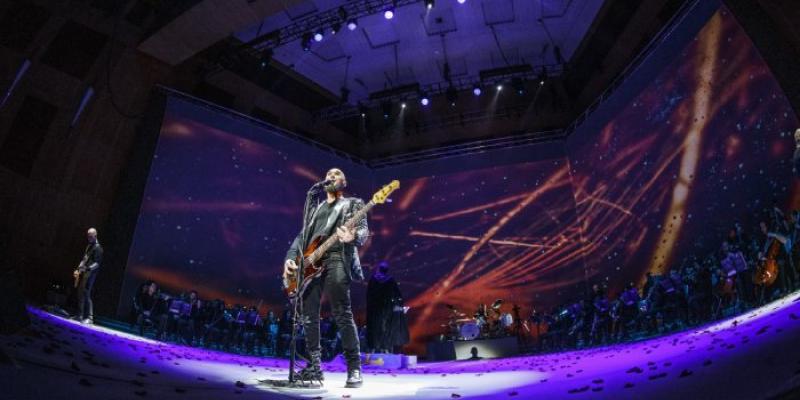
[
  {"xmin": 301, "ymin": 259, "xmax": 360, "ymax": 366},
  {"xmin": 77, "ymin": 269, "xmax": 98, "ymax": 320}
]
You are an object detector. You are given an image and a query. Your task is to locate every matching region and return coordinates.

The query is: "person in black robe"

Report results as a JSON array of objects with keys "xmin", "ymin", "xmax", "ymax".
[{"xmin": 366, "ymin": 261, "xmax": 409, "ymax": 353}]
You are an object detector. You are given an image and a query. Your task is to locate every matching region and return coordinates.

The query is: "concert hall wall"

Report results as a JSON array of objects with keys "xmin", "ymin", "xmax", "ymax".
[{"xmin": 117, "ymin": 1, "xmax": 799, "ymax": 355}]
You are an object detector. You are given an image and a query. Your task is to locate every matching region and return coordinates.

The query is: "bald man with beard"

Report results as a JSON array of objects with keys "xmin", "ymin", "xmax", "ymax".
[
  {"xmin": 74, "ymin": 228, "xmax": 103, "ymax": 324},
  {"xmin": 283, "ymin": 168, "xmax": 368, "ymax": 388}
]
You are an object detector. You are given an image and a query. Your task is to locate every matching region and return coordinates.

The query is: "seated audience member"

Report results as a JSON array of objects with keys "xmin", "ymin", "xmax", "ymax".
[{"xmin": 133, "ymin": 280, "xmax": 159, "ymax": 336}]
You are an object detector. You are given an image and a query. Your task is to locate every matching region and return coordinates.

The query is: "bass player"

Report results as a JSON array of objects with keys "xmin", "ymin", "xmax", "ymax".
[{"xmin": 282, "ymin": 167, "xmax": 368, "ymax": 387}]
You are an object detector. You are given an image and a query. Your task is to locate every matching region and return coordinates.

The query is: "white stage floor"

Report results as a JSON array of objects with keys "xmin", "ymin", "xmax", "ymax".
[{"xmin": 2, "ymin": 294, "xmax": 800, "ymax": 399}]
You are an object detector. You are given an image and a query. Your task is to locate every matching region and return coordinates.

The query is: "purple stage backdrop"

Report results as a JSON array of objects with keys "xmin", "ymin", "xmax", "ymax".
[
  {"xmin": 118, "ymin": 5, "xmax": 798, "ymax": 354},
  {"xmin": 117, "ymin": 106, "xmax": 373, "ymax": 317}
]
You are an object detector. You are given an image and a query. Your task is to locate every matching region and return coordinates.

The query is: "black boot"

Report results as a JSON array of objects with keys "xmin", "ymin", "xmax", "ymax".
[
  {"xmin": 298, "ymin": 352, "xmax": 323, "ymax": 382},
  {"xmin": 345, "ymin": 357, "xmax": 363, "ymax": 388}
]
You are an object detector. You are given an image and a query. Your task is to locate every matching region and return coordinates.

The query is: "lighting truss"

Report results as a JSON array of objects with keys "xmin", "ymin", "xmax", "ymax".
[
  {"xmin": 314, "ymin": 63, "xmax": 564, "ymax": 121},
  {"xmin": 246, "ymin": 0, "xmax": 426, "ymax": 52}
]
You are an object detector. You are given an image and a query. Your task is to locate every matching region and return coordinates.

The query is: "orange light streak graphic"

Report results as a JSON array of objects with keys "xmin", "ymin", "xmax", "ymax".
[
  {"xmin": 424, "ymin": 193, "xmax": 533, "ymax": 222},
  {"xmin": 647, "ymin": 13, "xmax": 719, "ymax": 275},
  {"xmin": 409, "ymin": 230, "xmax": 557, "ymax": 249},
  {"xmin": 409, "ymin": 167, "xmax": 571, "ymax": 340}
]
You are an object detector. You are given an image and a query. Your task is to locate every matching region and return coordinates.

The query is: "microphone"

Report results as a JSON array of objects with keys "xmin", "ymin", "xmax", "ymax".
[{"xmin": 311, "ymin": 179, "xmax": 333, "ymax": 188}]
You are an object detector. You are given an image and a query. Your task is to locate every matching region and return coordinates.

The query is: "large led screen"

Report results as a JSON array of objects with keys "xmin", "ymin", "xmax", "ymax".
[
  {"xmin": 566, "ymin": 7, "xmax": 799, "ymax": 295},
  {"xmin": 119, "ymin": 6, "xmax": 798, "ymax": 356}
]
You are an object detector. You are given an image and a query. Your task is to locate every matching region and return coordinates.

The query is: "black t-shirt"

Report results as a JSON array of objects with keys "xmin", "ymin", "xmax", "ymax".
[
  {"xmin": 310, "ymin": 198, "xmax": 338, "ymax": 239},
  {"xmin": 309, "ymin": 199, "xmax": 346, "ymax": 258},
  {"xmin": 84, "ymin": 242, "xmax": 103, "ymax": 269}
]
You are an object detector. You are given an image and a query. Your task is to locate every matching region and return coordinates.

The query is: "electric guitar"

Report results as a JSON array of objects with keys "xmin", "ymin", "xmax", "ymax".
[
  {"xmin": 73, "ymin": 255, "xmax": 87, "ymax": 288},
  {"xmin": 283, "ymin": 180, "xmax": 399, "ymax": 299}
]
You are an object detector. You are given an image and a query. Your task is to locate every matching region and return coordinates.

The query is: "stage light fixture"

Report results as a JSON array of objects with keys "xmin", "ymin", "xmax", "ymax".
[
  {"xmin": 301, "ymin": 32, "xmax": 312, "ymax": 51},
  {"xmin": 496, "ymin": 84, "xmax": 503, "ymax": 91},
  {"xmin": 331, "ymin": 22, "xmax": 341, "ymax": 35},
  {"xmin": 446, "ymin": 85, "xmax": 457, "ymax": 107},
  {"xmin": 472, "ymin": 84, "xmax": 482, "ymax": 96},
  {"xmin": 381, "ymin": 100, "xmax": 392, "ymax": 119},
  {"xmin": 457, "ymin": 0, "xmax": 466, "ymax": 3},
  {"xmin": 259, "ymin": 48, "xmax": 273, "ymax": 68},
  {"xmin": 512, "ymin": 77, "xmax": 525, "ymax": 95},
  {"xmin": 314, "ymin": 30, "xmax": 324, "ymax": 42},
  {"xmin": 401, "ymin": 102, "xmax": 407, "ymax": 109},
  {"xmin": 420, "ymin": 95, "xmax": 430, "ymax": 106},
  {"xmin": 384, "ymin": 8, "xmax": 395, "ymax": 19},
  {"xmin": 538, "ymin": 68, "xmax": 547, "ymax": 86},
  {"xmin": 347, "ymin": 19, "xmax": 358, "ymax": 30},
  {"xmin": 425, "ymin": 0, "xmax": 435, "ymax": 9}
]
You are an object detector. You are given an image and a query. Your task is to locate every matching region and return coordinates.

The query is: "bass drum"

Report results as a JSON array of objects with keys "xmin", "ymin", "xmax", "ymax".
[{"xmin": 459, "ymin": 321, "xmax": 480, "ymax": 340}]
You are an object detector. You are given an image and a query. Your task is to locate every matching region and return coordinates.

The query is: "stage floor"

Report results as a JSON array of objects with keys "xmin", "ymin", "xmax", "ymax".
[{"xmin": 2, "ymin": 294, "xmax": 800, "ymax": 400}]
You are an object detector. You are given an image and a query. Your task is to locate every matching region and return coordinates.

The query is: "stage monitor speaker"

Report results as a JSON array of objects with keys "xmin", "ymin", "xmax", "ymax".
[
  {"xmin": 426, "ymin": 337, "xmax": 519, "ymax": 361},
  {"xmin": 0, "ymin": 264, "xmax": 30, "ymax": 334}
]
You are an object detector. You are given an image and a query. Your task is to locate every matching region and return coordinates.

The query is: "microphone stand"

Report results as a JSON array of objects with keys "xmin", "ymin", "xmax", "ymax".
[{"xmin": 288, "ymin": 183, "xmax": 322, "ymax": 384}]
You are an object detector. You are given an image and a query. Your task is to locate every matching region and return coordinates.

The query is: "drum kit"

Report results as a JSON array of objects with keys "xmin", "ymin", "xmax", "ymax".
[{"xmin": 442, "ymin": 299, "xmax": 515, "ymax": 340}]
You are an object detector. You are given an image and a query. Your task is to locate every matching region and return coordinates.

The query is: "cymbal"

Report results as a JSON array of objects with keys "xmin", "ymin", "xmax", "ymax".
[{"xmin": 455, "ymin": 318, "xmax": 474, "ymax": 323}]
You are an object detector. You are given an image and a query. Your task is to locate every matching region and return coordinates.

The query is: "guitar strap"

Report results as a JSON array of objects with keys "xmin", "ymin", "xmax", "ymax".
[{"xmin": 305, "ymin": 198, "xmax": 350, "ymax": 245}]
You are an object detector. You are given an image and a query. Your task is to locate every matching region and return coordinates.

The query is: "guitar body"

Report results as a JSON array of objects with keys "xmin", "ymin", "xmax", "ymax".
[
  {"xmin": 73, "ymin": 260, "xmax": 86, "ymax": 288},
  {"xmin": 284, "ymin": 236, "xmax": 326, "ymax": 299}
]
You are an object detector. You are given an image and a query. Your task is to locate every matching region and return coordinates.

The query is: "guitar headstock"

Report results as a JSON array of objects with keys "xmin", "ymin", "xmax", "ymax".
[{"xmin": 372, "ymin": 180, "xmax": 400, "ymax": 204}]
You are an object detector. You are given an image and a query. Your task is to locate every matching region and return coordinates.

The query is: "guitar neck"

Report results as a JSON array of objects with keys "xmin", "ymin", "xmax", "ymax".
[{"xmin": 307, "ymin": 200, "xmax": 374, "ymax": 264}]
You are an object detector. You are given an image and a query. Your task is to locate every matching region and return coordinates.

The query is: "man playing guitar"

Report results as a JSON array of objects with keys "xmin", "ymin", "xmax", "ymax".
[
  {"xmin": 282, "ymin": 168, "xmax": 368, "ymax": 388},
  {"xmin": 73, "ymin": 227, "xmax": 103, "ymax": 324}
]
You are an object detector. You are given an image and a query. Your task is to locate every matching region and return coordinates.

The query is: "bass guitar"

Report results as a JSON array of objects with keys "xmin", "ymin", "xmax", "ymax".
[
  {"xmin": 283, "ymin": 180, "xmax": 399, "ymax": 299},
  {"xmin": 73, "ymin": 255, "xmax": 88, "ymax": 288}
]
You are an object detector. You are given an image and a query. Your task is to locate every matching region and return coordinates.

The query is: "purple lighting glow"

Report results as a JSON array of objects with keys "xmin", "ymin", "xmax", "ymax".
[{"xmin": 4, "ymin": 292, "xmax": 800, "ymax": 400}]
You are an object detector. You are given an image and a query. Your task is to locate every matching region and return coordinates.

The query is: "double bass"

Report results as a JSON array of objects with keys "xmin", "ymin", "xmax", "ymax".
[{"xmin": 753, "ymin": 234, "xmax": 780, "ymax": 286}]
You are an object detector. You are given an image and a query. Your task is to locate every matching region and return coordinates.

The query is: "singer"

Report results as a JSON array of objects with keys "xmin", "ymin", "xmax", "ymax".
[{"xmin": 282, "ymin": 168, "xmax": 368, "ymax": 387}]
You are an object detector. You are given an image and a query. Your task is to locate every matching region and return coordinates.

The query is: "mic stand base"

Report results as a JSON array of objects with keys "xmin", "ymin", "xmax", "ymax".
[
  {"xmin": 258, "ymin": 378, "xmax": 323, "ymax": 390},
  {"xmin": 286, "ymin": 185, "xmax": 320, "ymax": 384}
]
